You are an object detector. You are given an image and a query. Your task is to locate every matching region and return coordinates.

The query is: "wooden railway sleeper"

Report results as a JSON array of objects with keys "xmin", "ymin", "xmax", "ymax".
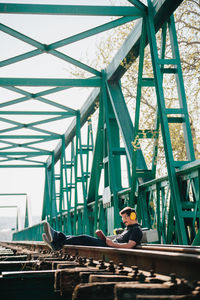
[{"xmin": 1, "ymin": 244, "xmax": 200, "ymax": 299}]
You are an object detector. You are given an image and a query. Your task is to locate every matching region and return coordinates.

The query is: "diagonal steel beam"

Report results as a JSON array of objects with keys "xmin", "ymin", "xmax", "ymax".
[
  {"xmin": 48, "ymin": 16, "xmax": 140, "ymax": 50},
  {"xmin": 0, "ymin": 17, "xmax": 137, "ymax": 73},
  {"xmin": 128, "ymin": 0, "xmax": 147, "ymax": 11},
  {"xmin": 46, "ymin": 0, "xmax": 184, "ymax": 168},
  {"xmin": 2, "ymin": 86, "xmax": 76, "ymax": 114},
  {"xmin": 107, "ymin": 0, "xmax": 183, "ymax": 81}
]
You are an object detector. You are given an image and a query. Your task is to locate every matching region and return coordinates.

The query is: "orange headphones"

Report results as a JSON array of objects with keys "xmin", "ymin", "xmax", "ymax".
[{"xmin": 130, "ymin": 211, "xmax": 136, "ymax": 221}]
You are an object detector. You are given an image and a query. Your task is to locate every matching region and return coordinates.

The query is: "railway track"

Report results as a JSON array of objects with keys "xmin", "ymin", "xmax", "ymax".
[{"xmin": 0, "ymin": 241, "xmax": 200, "ymax": 299}]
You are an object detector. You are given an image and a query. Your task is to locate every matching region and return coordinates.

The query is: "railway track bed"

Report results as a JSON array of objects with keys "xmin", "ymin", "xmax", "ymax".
[{"xmin": 0, "ymin": 241, "xmax": 200, "ymax": 299}]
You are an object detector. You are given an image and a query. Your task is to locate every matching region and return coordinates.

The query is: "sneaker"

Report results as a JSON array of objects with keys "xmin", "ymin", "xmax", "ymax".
[
  {"xmin": 43, "ymin": 222, "xmax": 63, "ymax": 251},
  {"xmin": 43, "ymin": 221, "xmax": 57, "ymax": 243},
  {"xmin": 42, "ymin": 233, "xmax": 62, "ymax": 251}
]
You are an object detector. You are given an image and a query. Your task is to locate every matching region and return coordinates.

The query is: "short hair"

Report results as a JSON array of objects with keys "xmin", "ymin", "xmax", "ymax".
[{"xmin": 119, "ymin": 206, "xmax": 136, "ymax": 216}]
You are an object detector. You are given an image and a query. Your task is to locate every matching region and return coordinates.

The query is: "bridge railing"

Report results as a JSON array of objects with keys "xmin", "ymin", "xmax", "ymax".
[
  {"xmin": 135, "ymin": 160, "xmax": 200, "ymax": 244},
  {"xmin": 13, "ymin": 160, "xmax": 200, "ymax": 245}
]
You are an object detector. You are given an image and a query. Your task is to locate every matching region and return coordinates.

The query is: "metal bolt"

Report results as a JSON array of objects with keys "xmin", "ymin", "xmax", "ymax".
[
  {"xmin": 150, "ymin": 269, "xmax": 155, "ymax": 277},
  {"xmin": 118, "ymin": 262, "xmax": 124, "ymax": 270},
  {"xmin": 78, "ymin": 257, "xmax": 85, "ymax": 267},
  {"xmin": 138, "ymin": 272, "xmax": 146, "ymax": 283},
  {"xmin": 131, "ymin": 265, "xmax": 139, "ymax": 276},
  {"xmin": 65, "ymin": 254, "xmax": 70, "ymax": 260},
  {"xmin": 107, "ymin": 260, "xmax": 115, "ymax": 273},
  {"xmin": 75, "ymin": 256, "xmax": 79, "ymax": 262},
  {"xmin": 118, "ymin": 262, "xmax": 128, "ymax": 275},
  {"xmin": 170, "ymin": 273, "xmax": 177, "ymax": 284},
  {"xmin": 98, "ymin": 260, "xmax": 106, "ymax": 269},
  {"xmin": 82, "ymin": 256, "xmax": 87, "ymax": 264},
  {"xmin": 88, "ymin": 257, "xmax": 96, "ymax": 267}
]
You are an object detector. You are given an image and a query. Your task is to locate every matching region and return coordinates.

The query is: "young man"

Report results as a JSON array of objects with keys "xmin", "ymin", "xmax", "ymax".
[{"xmin": 42, "ymin": 207, "xmax": 143, "ymax": 251}]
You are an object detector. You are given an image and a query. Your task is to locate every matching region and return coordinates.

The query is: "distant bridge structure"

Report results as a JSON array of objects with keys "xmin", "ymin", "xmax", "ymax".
[
  {"xmin": 0, "ymin": 0, "xmax": 199, "ymax": 245},
  {"xmin": 0, "ymin": 193, "xmax": 32, "ymax": 230}
]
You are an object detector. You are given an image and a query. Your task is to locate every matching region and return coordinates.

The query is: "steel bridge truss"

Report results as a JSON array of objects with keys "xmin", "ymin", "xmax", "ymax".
[{"xmin": 0, "ymin": 0, "xmax": 199, "ymax": 245}]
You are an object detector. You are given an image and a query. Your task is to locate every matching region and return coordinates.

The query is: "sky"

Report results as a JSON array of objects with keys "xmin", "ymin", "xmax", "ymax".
[{"xmin": 0, "ymin": 0, "xmax": 133, "ymax": 219}]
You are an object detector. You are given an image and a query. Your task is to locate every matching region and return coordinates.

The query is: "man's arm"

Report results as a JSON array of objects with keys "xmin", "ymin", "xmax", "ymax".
[{"xmin": 105, "ymin": 238, "xmax": 136, "ymax": 249}]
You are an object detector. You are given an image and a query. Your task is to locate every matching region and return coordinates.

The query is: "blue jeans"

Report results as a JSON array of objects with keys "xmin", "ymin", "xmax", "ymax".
[{"xmin": 55, "ymin": 232, "xmax": 107, "ymax": 248}]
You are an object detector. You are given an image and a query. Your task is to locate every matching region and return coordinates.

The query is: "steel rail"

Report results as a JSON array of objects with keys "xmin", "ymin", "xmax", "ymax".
[
  {"xmin": 138, "ymin": 244, "xmax": 200, "ymax": 255},
  {"xmin": 1, "ymin": 241, "xmax": 199, "ymax": 281}
]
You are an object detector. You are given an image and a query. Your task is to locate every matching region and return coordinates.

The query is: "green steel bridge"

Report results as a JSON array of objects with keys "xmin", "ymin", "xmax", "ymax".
[{"xmin": 0, "ymin": 0, "xmax": 199, "ymax": 246}]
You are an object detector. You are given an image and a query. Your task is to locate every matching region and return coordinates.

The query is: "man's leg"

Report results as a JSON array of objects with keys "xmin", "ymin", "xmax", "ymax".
[
  {"xmin": 63, "ymin": 235, "xmax": 107, "ymax": 247},
  {"xmin": 42, "ymin": 222, "xmax": 107, "ymax": 250},
  {"xmin": 42, "ymin": 222, "xmax": 69, "ymax": 251}
]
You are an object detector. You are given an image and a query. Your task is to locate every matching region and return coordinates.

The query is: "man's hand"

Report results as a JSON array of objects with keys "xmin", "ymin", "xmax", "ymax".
[
  {"xmin": 105, "ymin": 238, "xmax": 115, "ymax": 247},
  {"xmin": 106, "ymin": 237, "xmax": 136, "ymax": 249}
]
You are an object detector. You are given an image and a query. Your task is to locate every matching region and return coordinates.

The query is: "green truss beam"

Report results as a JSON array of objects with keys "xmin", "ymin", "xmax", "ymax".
[
  {"xmin": 0, "ymin": 77, "xmax": 101, "ymax": 87},
  {"xmin": 0, "ymin": 165, "xmax": 44, "ymax": 168},
  {"xmin": 0, "ymin": 135, "xmax": 61, "ymax": 139},
  {"xmin": 128, "ymin": 0, "xmax": 147, "ymax": 11},
  {"xmin": 0, "ymin": 111, "xmax": 73, "ymax": 115},
  {"xmin": 47, "ymin": 88, "xmax": 100, "ymax": 168},
  {"xmin": 47, "ymin": 0, "xmax": 183, "ymax": 169},
  {"xmin": 107, "ymin": 0, "xmax": 183, "ymax": 81},
  {"xmin": 0, "ymin": 4, "xmax": 144, "ymax": 17},
  {"xmin": 1, "ymin": 87, "xmax": 76, "ymax": 114},
  {"xmin": 0, "ymin": 16, "xmax": 137, "ymax": 72},
  {"xmin": 0, "ymin": 151, "xmax": 51, "ymax": 156},
  {"xmin": 48, "ymin": 16, "xmax": 139, "ymax": 49}
]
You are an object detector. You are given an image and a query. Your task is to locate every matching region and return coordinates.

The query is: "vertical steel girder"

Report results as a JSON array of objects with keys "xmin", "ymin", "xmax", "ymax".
[
  {"xmin": 48, "ymin": 115, "xmax": 94, "ymax": 235},
  {"xmin": 142, "ymin": 0, "xmax": 195, "ymax": 244}
]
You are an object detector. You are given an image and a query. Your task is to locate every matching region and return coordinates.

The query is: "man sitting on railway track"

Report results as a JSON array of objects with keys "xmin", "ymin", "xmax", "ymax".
[{"xmin": 42, "ymin": 207, "xmax": 143, "ymax": 251}]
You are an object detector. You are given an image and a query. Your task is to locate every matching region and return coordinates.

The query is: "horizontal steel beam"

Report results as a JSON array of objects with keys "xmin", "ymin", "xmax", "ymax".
[
  {"xmin": 0, "ymin": 77, "xmax": 101, "ymax": 87},
  {"xmin": 0, "ymin": 135, "xmax": 60, "ymax": 139},
  {"xmin": 0, "ymin": 193, "xmax": 27, "ymax": 195},
  {"xmin": 0, "ymin": 111, "xmax": 72, "ymax": 116},
  {"xmin": 0, "ymin": 4, "xmax": 143, "ymax": 16},
  {"xmin": 0, "ymin": 165, "xmax": 44, "ymax": 168},
  {"xmin": 0, "ymin": 151, "xmax": 51, "ymax": 156}
]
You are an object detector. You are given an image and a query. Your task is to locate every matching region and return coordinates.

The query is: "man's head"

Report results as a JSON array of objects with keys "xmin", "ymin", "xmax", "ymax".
[{"xmin": 119, "ymin": 207, "xmax": 137, "ymax": 226}]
